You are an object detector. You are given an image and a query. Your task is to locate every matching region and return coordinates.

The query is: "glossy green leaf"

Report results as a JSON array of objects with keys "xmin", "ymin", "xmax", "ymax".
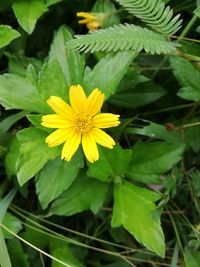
[
  {"xmin": 36, "ymin": 152, "xmax": 84, "ymax": 209},
  {"xmin": 50, "ymin": 239, "xmax": 83, "ymax": 267},
  {"xmin": 16, "ymin": 128, "xmax": 60, "ymax": 186},
  {"xmin": 125, "ymin": 120, "xmax": 180, "ymax": 143},
  {"xmin": 2, "ymin": 212, "xmax": 22, "ymax": 239},
  {"xmin": 0, "ymin": 25, "xmax": 20, "ymax": 49},
  {"xmin": 109, "ymin": 81, "xmax": 166, "ymax": 108},
  {"xmin": 12, "ymin": 0, "xmax": 48, "ymax": 34},
  {"xmin": 83, "ymin": 51, "xmax": 137, "ymax": 98},
  {"xmin": 170, "ymin": 57, "xmax": 200, "ymax": 101},
  {"xmin": 0, "ymin": 74, "xmax": 49, "ymax": 113},
  {"xmin": 50, "ymin": 175, "xmax": 109, "ymax": 216},
  {"xmin": 126, "ymin": 141, "xmax": 185, "ymax": 183},
  {"xmin": 87, "ymin": 145, "xmax": 132, "ymax": 182},
  {"xmin": 38, "ymin": 58, "xmax": 68, "ymax": 101},
  {"xmin": 49, "ymin": 25, "xmax": 85, "ymax": 89},
  {"xmin": 112, "ymin": 181, "xmax": 165, "ymax": 257}
]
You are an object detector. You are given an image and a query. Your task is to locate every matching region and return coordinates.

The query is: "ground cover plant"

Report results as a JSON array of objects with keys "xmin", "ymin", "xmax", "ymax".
[{"xmin": 0, "ymin": 0, "xmax": 200, "ymax": 266}]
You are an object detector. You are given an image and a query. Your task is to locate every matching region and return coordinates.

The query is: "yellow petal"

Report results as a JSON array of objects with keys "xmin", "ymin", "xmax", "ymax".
[
  {"xmin": 61, "ymin": 133, "xmax": 81, "ymax": 161},
  {"xmin": 85, "ymin": 88, "xmax": 105, "ymax": 116},
  {"xmin": 47, "ymin": 96, "xmax": 74, "ymax": 119},
  {"xmin": 45, "ymin": 128, "xmax": 74, "ymax": 147},
  {"xmin": 78, "ymin": 18, "xmax": 91, "ymax": 24},
  {"xmin": 41, "ymin": 114, "xmax": 73, "ymax": 128},
  {"xmin": 87, "ymin": 22, "xmax": 100, "ymax": 31},
  {"xmin": 91, "ymin": 128, "xmax": 115, "ymax": 149},
  {"xmin": 76, "ymin": 12, "xmax": 96, "ymax": 20},
  {"xmin": 82, "ymin": 132, "xmax": 99, "ymax": 163},
  {"xmin": 92, "ymin": 113, "xmax": 120, "ymax": 129},
  {"xmin": 69, "ymin": 85, "xmax": 87, "ymax": 113}
]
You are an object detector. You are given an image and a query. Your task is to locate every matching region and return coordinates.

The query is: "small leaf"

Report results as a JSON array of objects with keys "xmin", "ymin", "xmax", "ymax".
[
  {"xmin": 36, "ymin": 152, "xmax": 84, "ymax": 209},
  {"xmin": 16, "ymin": 128, "xmax": 60, "ymax": 186},
  {"xmin": 87, "ymin": 145, "xmax": 132, "ymax": 182},
  {"xmin": 126, "ymin": 141, "xmax": 185, "ymax": 183},
  {"xmin": 2, "ymin": 212, "xmax": 22, "ymax": 239},
  {"xmin": 50, "ymin": 175, "xmax": 109, "ymax": 216},
  {"xmin": 12, "ymin": 0, "xmax": 48, "ymax": 34},
  {"xmin": 49, "ymin": 25, "xmax": 85, "ymax": 88},
  {"xmin": 125, "ymin": 120, "xmax": 180, "ymax": 143},
  {"xmin": 0, "ymin": 25, "xmax": 20, "ymax": 49},
  {"xmin": 171, "ymin": 57, "xmax": 200, "ymax": 101},
  {"xmin": 112, "ymin": 181, "xmax": 165, "ymax": 257},
  {"xmin": 50, "ymin": 239, "xmax": 83, "ymax": 267},
  {"xmin": 83, "ymin": 51, "xmax": 137, "ymax": 98}
]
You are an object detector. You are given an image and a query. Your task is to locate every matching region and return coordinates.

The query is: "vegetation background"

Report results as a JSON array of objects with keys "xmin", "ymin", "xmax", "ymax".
[{"xmin": 0, "ymin": 0, "xmax": 200, "ymax": 266}]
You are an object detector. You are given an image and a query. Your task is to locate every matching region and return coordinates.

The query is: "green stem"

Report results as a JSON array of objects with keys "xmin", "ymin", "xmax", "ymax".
[{"xmin": 179, "ymin": 14, "xmax": 198, "ymax": 39}]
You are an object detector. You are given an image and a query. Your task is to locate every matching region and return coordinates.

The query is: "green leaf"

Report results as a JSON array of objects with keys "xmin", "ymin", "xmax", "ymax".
[
  {"xmin": 0, "ymin": 231, "xmax": 12, "ymax": 267},
  {"xmin": 170, "ymin": 57, "xmax": 200, "ymax": 101},
  {"xmin": 87, "ymin": 145, "xmax": 132, "ymax": 182},
  {"xmin": 2, "ymin": 212, "xmax": 22, "ymax": 239},
  {"xmin": 5, "ymin": 137, "xmax": 20, "ymax": 178},
  {"xmin": 0, "ymin": 189, "xmax": 17, "ymax": 267},
  {"xmin": 7, "ymin": 239, "xmax": 29, "ymax": 267},
  {"xmin": 36, "ymin": 152, "xmax": 84, "ymax": 209},
  {"xmin": 27, "ymin": 114, "xmax": 51, "ymax": 133},
  {"xmin": 49, "ymin": 25, "xmax": 85, "ymax": 89},
  {"xmin": 21, "ymin": 218, "xmax": 49, "ymax": 248},
  {"xmin": 0, "ymin": 25, "xmax": 20, "ymax": 49},
  {"xmin": 125, "ymin": 120, "xmax": 180, "ymax": 143},
  {"xmin": 112, "ymin": 181, "xmax": 165, "ymax": 257},
  {"xmin": 16, "ymin": 128, "xmax": 60, "ymax": 186},
  {"xmin": 50, "ymin": 239, "xmax": 83, "ymax": 267},
  {"xmin": 67, "ymin": 24, "xmax": 180, "ymax": 54},
  {"xmin": 50, "ymin": 175, "xmax": 109, "ymax": 216},
  {"xmin": 12, "ymin": 0, "xmax": 48, "ymax": 34},
  {"xmin": 83, "ymin": 51, "xmax": 137, "ymax": 98},
  {"xmin": 109, "ymin": 81, "xmax": 166, "ymax": 108},
  {"xmin": 126, "ymin": 141, "xmax": 185, "ymax": 183},
  {"xmin": 92, "ymin": 0, "xmax": 120, "ymax": 27},
  {"xmin": 115, "ymin": 0, "xmax": 182, "ymax": 35},
  {"xmin": 46, "ymin": 0, "xmax": 63, "ymax": 6},
  {"xmin": 0, "ymin": 111, "xmax": 28, "ymax": 137},
  {"xmin": 184, "ymin": 248, "xmax": 200, "ymax": 267},
  {"xmin": 38, "ymin": 58, "xmax": 68, "ymax": 101},
  {"xmin": 0, "ymin": 73, "xmax": 48, "ymax": 113},
  {"xmin": 6, "ymin": 53, "xmax": 42, "ymax": 77}
]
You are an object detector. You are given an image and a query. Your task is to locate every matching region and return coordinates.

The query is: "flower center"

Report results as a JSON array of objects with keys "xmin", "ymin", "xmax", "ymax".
[{"xmin": 74, "ymin": 115, "xmax": 92, "ymax": 134}]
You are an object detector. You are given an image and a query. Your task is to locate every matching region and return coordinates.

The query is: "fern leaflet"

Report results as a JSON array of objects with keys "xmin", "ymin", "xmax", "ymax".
[
  {"xmin": 115, "ymin": 0, "xmax": 182, "ymax": 35},
  {"xmin": 67, "ymin": 24, "xmax": 180, "ymax": 55}
]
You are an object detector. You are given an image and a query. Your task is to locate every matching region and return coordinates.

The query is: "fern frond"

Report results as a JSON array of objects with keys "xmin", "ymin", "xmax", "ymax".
[
  {"xmin": 67, "ymin": 24, "xmax": 179, "ymax": 55},
  {"xmin": 115, "ymin": 0, "xmax": 182, "ymax": 35}
]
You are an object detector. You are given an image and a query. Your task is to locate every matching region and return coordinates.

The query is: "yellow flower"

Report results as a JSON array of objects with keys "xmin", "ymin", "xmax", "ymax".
[
  {"xmin": 41, "ymin": 85, "xmax": 120, "ymax": 163},
  {"xmin": 76, "ymin": 12, "xmax": 102, "ymax": 31}
]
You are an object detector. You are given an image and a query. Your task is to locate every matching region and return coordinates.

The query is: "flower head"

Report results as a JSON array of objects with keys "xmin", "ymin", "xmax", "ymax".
[
  {"xmin": 76, "ymin": 12, "xmax": 102, "ymax": 31},
  {"xmin": 41, "ymin": 85, "xmax": 120, "ymax": 163}
]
